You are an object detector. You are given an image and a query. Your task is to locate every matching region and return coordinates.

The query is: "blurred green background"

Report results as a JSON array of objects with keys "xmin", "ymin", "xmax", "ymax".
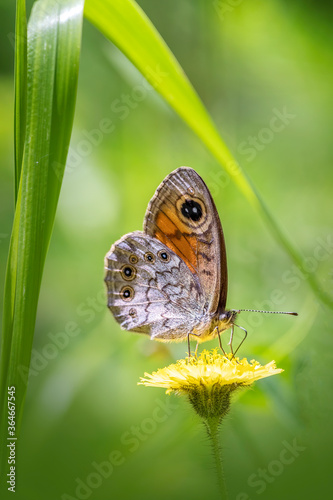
[{"xmin": 1, "ymin": 1, "xmax": 333, "ymax": 499}]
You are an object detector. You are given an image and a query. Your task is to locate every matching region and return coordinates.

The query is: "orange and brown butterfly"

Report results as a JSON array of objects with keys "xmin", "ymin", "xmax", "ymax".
[{"xmin": 104, "ymin": 167, "xmax": 297, "ymax": 353}]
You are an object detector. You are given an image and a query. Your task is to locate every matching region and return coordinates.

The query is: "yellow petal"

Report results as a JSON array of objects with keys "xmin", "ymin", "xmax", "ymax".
[{"xmin": 139, "ymin": 349, "xmax": 283, "ymax": 394}]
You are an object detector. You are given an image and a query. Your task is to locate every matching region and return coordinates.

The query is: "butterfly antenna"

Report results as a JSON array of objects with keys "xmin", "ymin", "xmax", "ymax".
[{"xmin": 236, "ymin": 309, "xmax": 298, "ymax": 316}]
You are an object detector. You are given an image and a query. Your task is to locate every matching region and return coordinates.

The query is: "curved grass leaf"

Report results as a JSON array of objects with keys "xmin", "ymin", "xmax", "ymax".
[
  {"xmin": 0, "ymin": 0, "xmax": 84, "ymax": 476},
  {"xmin": 14, "ymin": 0, "xmax": 27, "ymax": 203},
  {"xmin": 84, "ymin": 0, "xmax": 332, "ymax": 309}
]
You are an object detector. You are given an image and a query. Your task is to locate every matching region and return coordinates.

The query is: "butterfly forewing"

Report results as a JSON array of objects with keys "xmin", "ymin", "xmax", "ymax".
[{"xmin": 143, "ymin": 167, "xmax": 228, "ymax": 313}]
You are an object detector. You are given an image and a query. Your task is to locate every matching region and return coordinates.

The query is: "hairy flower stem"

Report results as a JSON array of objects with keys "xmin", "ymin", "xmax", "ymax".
[
  {"xmin": 205, "ymin": 417, "xmax": 228, "ymax": 499},
  {"xmin": 140, "ymin": 351, "xmax": 284, "ymax": 498}
]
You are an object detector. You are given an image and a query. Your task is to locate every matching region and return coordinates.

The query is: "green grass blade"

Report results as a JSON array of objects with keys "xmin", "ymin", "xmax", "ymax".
[
  {"xmin": 84, "ymin": 0, "xmax": 332, "ymax": 309},
  {"xmin": 0, "ymin": 0, "xmax": 84, "ymax": 476},
  {"xmin": 14, "ymin": 0, "xmax": 27, "ymax": 203}
]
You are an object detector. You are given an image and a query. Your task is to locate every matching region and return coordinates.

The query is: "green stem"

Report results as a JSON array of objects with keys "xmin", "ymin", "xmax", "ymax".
[{"xmin": 205, "ymin": 417, "xmax": 228, "ymax": 500}]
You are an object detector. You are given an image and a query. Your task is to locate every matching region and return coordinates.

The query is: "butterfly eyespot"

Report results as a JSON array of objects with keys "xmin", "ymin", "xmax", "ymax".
[
  {"xmin": 176, "ymin": 195, "xmax": 208, "ymax": 228},
  {"xmin": 187, "ymin": 186, "xmax": 195, "ymax": 195},
  {"xmin": 129, "ymin": 308, "xmax": 137, "ymax": 317},
  {"xmin": 181, "ymin": 199, "xmax": 203, "ymax": 222},
  {"xmin": 144, "ymin": 252, "xmax": 155, "ymax": 263},
  {"xmin": 129, "ymin": 254, "xmax": 138, "ymax": 264},
  {"xmin": 121, "ymin": 265, "xmax": 136, "ymax": 281},
  {"xmin": 158, "ymin": 250, "xmax": 170, "ymax": 262},
  {"xmin": 120, "ymin": 286, "xmax": 134, "ymax": 301}
]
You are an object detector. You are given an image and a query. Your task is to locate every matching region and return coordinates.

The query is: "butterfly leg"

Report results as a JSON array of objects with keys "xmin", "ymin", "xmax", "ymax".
[
  {"xmin": 228, "ymin": 325, "xmax": 235, "ymax": 357},
  {"xmin": 187, "ymin": 333, "xmax": 191, "ymax": 358},
  {"xmin": 216, "ymin": 327, "xmax": 227, "ymax": 356},
  {"xmin": 187, "ymin": 332, "xmax": 201, "ymax": 358},
  {"xmin": 233, "ymin": 324, "xmax": 248, "ymax": 356}
]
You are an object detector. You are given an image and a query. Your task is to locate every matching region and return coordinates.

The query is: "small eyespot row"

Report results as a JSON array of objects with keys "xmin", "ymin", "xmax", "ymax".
[
  {"xmin": 121, "ymin": 265, "xmax": 136, "ymax": 281},
  {"xmin": 144, "ymin": 252, "xmax": 155, "ymax": 263},
  {"xmin": 157, "ymin": 250, "xmax": 170, "ymax": 262},
  {"xmin": 129, "ymin": 254, "xmax": 138, "ymax": 264},
  {"xmin": 120, "ymin": 286, "xmax": 134, "ymax": 302}
]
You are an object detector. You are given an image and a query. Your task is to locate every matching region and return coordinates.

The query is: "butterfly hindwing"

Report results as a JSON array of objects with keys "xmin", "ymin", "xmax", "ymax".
[{"xmin": 104, "ymin": 231, "xmax": 205, "ymax": 340}]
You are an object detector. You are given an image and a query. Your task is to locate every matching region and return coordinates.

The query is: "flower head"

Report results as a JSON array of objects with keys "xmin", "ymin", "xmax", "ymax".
[
  {"xmin": 139, "ymin": 349, "xmax": 282, "ymax": 393},
  {"xmin": 139, "ymin": 349, "xmax": 283, "ymax": 421}
]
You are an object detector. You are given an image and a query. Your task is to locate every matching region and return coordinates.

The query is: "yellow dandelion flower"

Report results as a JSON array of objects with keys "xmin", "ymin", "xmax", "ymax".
[
  {"xmin": 139, "ymin": 348, "xmax": 282, "ymax": 393},
  {"xmin": 139, "ymin": 349, "xmax": 283, "ymax": 420},
  {"xmin": 139, "ymin": 348, "xmax": 284, "ymax": 498}
]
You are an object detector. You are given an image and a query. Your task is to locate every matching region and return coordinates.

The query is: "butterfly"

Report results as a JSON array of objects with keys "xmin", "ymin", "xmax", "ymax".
[{"xmin": 104, "ymin": 167, "xmax": 297, "ymax": 354}]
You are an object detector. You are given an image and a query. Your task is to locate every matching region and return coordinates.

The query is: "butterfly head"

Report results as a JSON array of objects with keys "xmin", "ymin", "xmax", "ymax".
[{"xmin": 218, "ymin": 309, "xmax": 238, "ymax": 331}]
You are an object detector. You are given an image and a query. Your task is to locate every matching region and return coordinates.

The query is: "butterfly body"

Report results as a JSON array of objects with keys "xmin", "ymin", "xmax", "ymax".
[{"xmin": 105, "ymin": 167, "xmax": 236, "ymax": 343}]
